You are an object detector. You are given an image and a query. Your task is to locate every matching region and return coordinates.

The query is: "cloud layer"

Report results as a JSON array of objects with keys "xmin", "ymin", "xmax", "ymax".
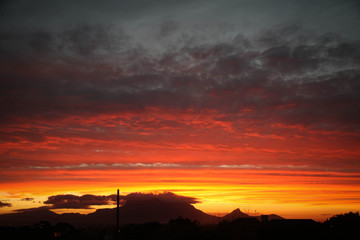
[
  {"xmin": 44, "ymin": 192, "xmax": 198, "ymax": 209},
  {"xmin": 0, "ymin": 21, "xmax": 359, "ymax": 172},
  {"xmin": 0, "ymin": 201, "xmax": 12, "ymax": 208},
  {"xmin": 44, "ymin": 194, "xmax": 117, "ymax": 209},
  {"xmin": 1, "ymin": 22, "xmax": 359, "ymax": 128}
]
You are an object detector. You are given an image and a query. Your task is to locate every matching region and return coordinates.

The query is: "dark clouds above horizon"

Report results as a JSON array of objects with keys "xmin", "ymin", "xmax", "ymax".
[
  {"xmin": 1, "ymin": 0, "xmax": 360, "ymax": 38},
  {"xmin": 1, "ymin": 0, "xmax": 359, "ymax": 125},
  {"xmin": 1, "ymin": 21, "xmax": 359, "ymax": 130},
  {"xmin": 44, "ymin": 192, "xmax": 199, "ymax": 209},
  {"xmin": 0, "ymin": 0, "xmax": 359, "ymax": 172},
  {"xmin": 0, "ymin": 200, "xmax": 12, "ymax": 208}
]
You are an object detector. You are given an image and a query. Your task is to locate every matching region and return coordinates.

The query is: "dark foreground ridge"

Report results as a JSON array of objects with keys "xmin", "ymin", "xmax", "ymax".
[
  {"xmin": 0, "ymin": 212, "xmax": 359, "ymax": 240},
  {"xmin": 0, "ymin": 198, "xmax": 359, "ymax": 240}
]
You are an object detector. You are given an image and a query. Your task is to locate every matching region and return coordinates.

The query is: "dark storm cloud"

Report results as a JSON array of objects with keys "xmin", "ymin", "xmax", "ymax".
[
  {"xmin": 0, "ymin": 0, "xmax": 359, "ymax": 138},
  {"xmin": 0, "ymin": 200, "xmax": 12, "ymax": 207},
  {"xmin": 0, "ymin": 22, "xmax": 359, "ymax": 133},
  {"xmin": 59, "ymin": 24, "xmax": 129, "ymax": 56},
  {"xmin": 1, "ymin": 0, "xmax": 359, "ymax": 40},
  {"xmin": 44, "ymin": 192, "xmax": 198, "ymax": 209}
]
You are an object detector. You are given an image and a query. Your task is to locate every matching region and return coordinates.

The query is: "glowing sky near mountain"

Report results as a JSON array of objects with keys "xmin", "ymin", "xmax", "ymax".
[{"xmin": 0, "ymin": 0, "xmax": 360, "ymax": 221}]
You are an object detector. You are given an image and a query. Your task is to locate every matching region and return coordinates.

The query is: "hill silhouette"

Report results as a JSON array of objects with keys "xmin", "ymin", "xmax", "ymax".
[
  {"xmin": 255, "ymin": 214, "xmax": 284, "ymax": 221},
  {"xmin": 222, "ymin": 208, "xmax": 249, "ymax": 221},
  {"xmin": 0, "ymin": 207, "xmax": 58, "ymax": 226},
  {"xmin": 0, "ymin": 198, "xmax": 224, "ymax": 226},
  {"xmin": 86, "ymin": 198, "xmax": 218, "ymax": 225},
  {"xmin": 0, "ymin": 197, "xmax": 286, "ymax": 226}
]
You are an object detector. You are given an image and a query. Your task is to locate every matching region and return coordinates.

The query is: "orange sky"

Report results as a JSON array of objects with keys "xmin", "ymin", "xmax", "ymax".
[
  {"xmin": 1, "ymin": 109, "xmax": 360, "ymax": 221},
  {"xmin": 1, "ymin": 75, "xmax": 360, "ymax": 222},
  {"xmin": 1, "ymin": 167, "xmax": 360, "ymax": 221}
]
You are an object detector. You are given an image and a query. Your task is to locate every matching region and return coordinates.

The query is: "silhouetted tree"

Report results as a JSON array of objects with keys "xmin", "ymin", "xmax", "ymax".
[
  {"xmin": 158, "ymin": 217, "xmax": 201, "ymax": 240},
  {"xmin": 54, "ymin": 222, "xmax": 78, "ymax": 240},
  {"xmin": 324, "ymin": 212, "xmax": 360, "ymax": 239},
  {"xmin": 120, "ymin": 221, "xmax": 162, "ymax": 240}
]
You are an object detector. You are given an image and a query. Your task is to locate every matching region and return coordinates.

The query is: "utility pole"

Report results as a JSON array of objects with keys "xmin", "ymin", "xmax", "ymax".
[{"xmin": 116, "ymin": 189, "xmax": 119, "ymax": 232}]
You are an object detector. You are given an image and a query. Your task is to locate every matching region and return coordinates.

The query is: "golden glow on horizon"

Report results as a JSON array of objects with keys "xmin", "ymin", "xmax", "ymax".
[
  {"xmin": 1, "ymin": 168, "xmax": 359, "ymax": 221},
  {"xmin": 2, "ymin": 110, "xmax": 359, "ymax": 223}
]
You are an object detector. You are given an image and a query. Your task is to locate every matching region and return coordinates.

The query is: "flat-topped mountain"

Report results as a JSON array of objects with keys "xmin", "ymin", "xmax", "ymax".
[
  {"xmin": 0, "ymin": 198, "xmax": 216, "ymax": 226},
  {"xmin": 0, "ymin": 198, "xmax": 282, "ymax": 226}
]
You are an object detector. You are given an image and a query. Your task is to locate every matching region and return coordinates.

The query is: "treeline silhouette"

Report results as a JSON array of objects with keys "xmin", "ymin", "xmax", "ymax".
[{"xmin": 0, "ymin": 212, "xmax": 359, "ymax": 240}]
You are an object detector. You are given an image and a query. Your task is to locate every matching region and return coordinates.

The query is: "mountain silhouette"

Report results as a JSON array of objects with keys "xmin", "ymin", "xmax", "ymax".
[
  {"xmin": 222, "ymin": 208, "xmax": 249, "ymax": 221},
  {"xmin": 0, "ymin": 198, "xmax": 284, "ymax": 226},
  {"xmin": 0, "ymin": 207, "xmax": 59, "ymax": 226},
  {"xmin": 0, "ymin": 198, "xmax": 217, "ymax": 226},
  {"xmin": 84, "ymin": 198, "xmax": 218, "ymax": 225},
  {"xmin": 259, "ymin": 214, "xmax": 284, "ymax": 221}
]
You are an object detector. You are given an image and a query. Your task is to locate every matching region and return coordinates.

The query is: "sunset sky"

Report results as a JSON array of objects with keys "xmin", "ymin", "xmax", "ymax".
[{"xmin": 1, "ymin": 0, "xmax": 360, "ymax": 221}]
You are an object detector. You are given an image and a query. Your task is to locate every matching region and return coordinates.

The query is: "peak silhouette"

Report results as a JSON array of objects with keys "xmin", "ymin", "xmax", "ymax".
[
  {"xmin": 0, "ymin": 196, "xmax": 287, "ymax": 227},
  {"xmin": 222, "ymin": 208, "xmax": 249, "ymax": 221},
  {"xmin": 90, "ymin": 197, "xmax": 217, "ymax": 225},
  {"xmin": 0, "ymin": 197, "xmax": 221, "ymax": 226}
]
